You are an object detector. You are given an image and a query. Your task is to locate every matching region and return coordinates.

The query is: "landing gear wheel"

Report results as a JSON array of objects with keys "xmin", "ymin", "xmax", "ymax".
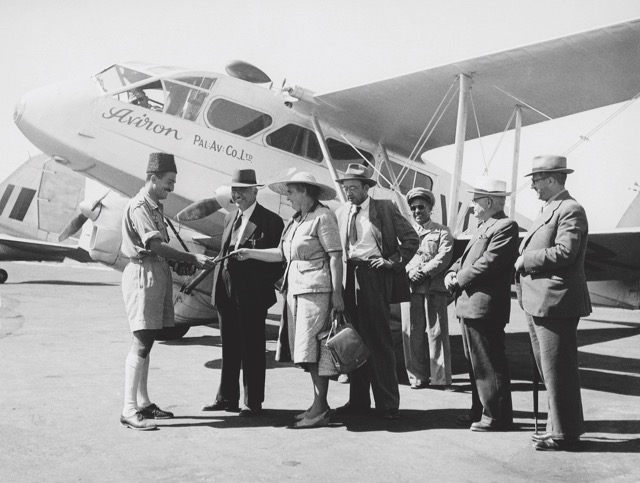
[
  {"xmin": 0, "ymin": 269, "xmax": 7, "ymax": 284},
  {"xmin": 155, "ymin": 325, "xmax": 190, "ymax": 340}
]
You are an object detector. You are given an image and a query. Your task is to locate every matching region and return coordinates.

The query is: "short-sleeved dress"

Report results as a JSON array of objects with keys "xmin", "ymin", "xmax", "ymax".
[{"xmin": 279, "ymin": 202, "xmax": 342, "ymax": 364}]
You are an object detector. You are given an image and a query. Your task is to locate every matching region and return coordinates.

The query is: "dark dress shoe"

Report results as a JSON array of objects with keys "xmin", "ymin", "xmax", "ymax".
[
  {"xmin": 120, "ymin": 412, "xmax": 157, "ymax": 431},
  {"xmin": 239, "ymin": 404, "xmax": 262, "ymax": 417},
  {"xmin": 202, "ymin": 400, "xmax": 239, "ymax": 412},
  {"xmin": 333, "ymin": 402, "xmax": 370, "ymax": 415},
  {"xmin": 410, "ymin": 381, "xmax": 429, "ymax": 389},
  {"xmin": 470, "ymin": 420, "xmax": 512, "ymax": 432},
  {"xmin": 139, "ymin": 403, "xmax": 174, "ymax": 420},
  {"xmin": 534, "ymin": 438, "xmax": 579, "ymax": 451}
]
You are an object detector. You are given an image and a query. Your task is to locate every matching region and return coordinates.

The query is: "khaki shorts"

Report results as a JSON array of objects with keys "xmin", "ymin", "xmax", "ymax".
[{"xmin": 122, "ymin": 258, "xmax": 174, "ymax": 332}]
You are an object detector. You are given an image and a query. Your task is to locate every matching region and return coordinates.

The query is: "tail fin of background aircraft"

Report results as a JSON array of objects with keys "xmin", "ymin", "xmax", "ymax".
[
  {"xmin": 0, "ymin": 154, "xmax": 85, "ymax": 241},
  {"xmin": 616, "ymin": 189, "xmax": 640, "ymax": 228}
]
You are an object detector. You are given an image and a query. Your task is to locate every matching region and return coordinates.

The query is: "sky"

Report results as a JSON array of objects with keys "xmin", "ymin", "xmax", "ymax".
[{"xmin": 2, "ymin": 0, "xmax": 640, "ymax": 230}]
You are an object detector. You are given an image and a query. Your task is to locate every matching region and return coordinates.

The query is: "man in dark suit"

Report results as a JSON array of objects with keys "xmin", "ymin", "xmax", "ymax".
[
  {"xmin": 334, "ymin": 164, "xmax": 419, "ymax": 420},
  {"xmin": 515, "ymin": 155, "xmax": 591, "ymax": 451},
  {"xmin": 445, "ymin": 177, "xmax": 519, "ymax": 432},
  {"xmin": 203, "ymin": 169, "xmax": 284, "ymax": 416}
]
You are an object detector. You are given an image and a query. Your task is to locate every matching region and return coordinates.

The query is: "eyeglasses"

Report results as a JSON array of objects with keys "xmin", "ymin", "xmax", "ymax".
[
  {"xmin": 471, "ymin": 197, "xmax": 489, "ymax": 205},
  {"xmin": 531, "ymin": 176, "xmax": 550, "ymax": 184},
  {"xmin": 341, "ymin": 185, "xmax": 363, "ymax": 193},
  {"xmin": 410, "ymin": 204, "xmax": 426, "ymax": 211}
]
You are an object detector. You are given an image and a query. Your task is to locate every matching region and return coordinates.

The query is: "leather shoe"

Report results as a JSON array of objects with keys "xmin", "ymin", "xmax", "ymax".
[
  {"xmin": 470, "ymin": 420, "xmax": 512, "ymax": 432},
  {"xmin": 531, "ymin": 432, "xmax": 553, "ymax": 442},
  {"xmin": 382, "ymin": 408, "xmax": 400, "ymax": 420},
  {"xmin": 139, "ymin": 403, "xmax": 174, "ymax": 420},
  {"xmin": 239, "ymin": 404, "xmax": 262, "ymax": 417},
  {"xmin": 294, "ymin": 410, "xmax": 330, "ymax": 429},
  {"xmin": 333, "ymin": 402, "xmax": 370, "ymax": 416},
  {"xmin": 202, "ymin": 400, "xmax": 239, "ymax": 412},
  {"xmin": 120, "ymin": 412, "xmax": 157, "ymax": 431},
  {"xmin": 533, "ymin": 438, "xmax": 579, "ymax": 451},
  {"xmin": 410, "ymin": 381, "xmax": 429, "ymax": 389}
]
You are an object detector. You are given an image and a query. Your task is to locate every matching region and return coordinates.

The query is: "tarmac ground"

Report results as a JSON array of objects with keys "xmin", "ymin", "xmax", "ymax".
[{"xmin": 0, "ymin": 261, "xmax": 639, "ymax": 482}]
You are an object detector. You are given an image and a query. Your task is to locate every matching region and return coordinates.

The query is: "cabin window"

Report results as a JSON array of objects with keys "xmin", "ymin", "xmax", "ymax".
[
  {"xmin": 164, "ymin": 77, "xmax": 216, "ymax": 121},
  {"xmin": 378, "ymin": 160, "xmax": 433, "ymax": 194},
  {"xmin": 326, "ymin": 138, "xmax": 374, "ymax": 172},
  {"xmin": 206, "ymin": 99, "xmax": 272, "ymax": 137},
  {"xmin": 95, "ymin": 65, "xmax": 151, "ymax": 93},
  {"xmin": 266, "ymin": 124, "xmax": 322, "ymax": 162}
]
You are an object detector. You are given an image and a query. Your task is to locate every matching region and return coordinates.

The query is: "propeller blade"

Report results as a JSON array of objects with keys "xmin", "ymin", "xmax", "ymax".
[
  {"xmin": 176, "ymin": 186, "xmax": 236, "ymax": 222},
  {"xmin": 177, "ymin": 198, "xmax": 222, "ymax": 221},
  {"xmin": 58, "ymin": 213, "xmax": 88, "ymax": 242}
]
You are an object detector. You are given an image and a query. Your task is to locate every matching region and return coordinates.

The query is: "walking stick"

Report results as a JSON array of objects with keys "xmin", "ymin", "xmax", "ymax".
[
  {"xmin": 531, "ymin": 342, "xmax": 539, "ymax": 434},
  {"xmin": 180, "ymin": 252, "xmax": 235, "ymax": 295}
]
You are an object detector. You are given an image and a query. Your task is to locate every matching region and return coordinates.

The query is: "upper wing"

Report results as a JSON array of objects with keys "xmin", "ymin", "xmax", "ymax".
[
  {"xmin": 0, "ymin": 234, "xmax": 93, "ymax": 263},
  {"xmin": 314, "ymin": 19, "xmax": 640, "ymax": 158}
]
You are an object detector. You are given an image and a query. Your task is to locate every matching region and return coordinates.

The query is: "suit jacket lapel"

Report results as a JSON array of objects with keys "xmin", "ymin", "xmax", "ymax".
[
  {"xmin": 521, "ymin": 197, "xmax": 566, "ymax": 251},
  {"xmin": 368, "ymin": 199, "xmax": 383, "ymax": 252},
  {"xmin": 461, "ymin": 217, "xmax": 498, "ymax": 262}
]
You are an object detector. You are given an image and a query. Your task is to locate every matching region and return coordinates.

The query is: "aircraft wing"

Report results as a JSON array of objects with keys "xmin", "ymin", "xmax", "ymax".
[
  {"xmin": 314, "ymin": 18, "xmax": 640, "ymax": 157},
  {"xmin": 0, "ymin": 234, "xmax": 93, "ymax": 263}
]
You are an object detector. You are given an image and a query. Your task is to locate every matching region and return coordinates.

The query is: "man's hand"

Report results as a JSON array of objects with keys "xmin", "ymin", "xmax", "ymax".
[
  {"xmin": 444, "ymin": 272, "xmax": 459, "ymax": 292},
  {"xmin": 514, "ymin": 256, "xmax": 524, "ymax": 273},
  {"xmin": 370, "ymin": 257, "xmax": 392, "ymax": 269},
  {"xmin": 193, "ymin": 254, "xmax": 216, "ymax": 270},
  {"xmin": 408, "ymin": 268, "xmax": 426, "ymax": 284}
]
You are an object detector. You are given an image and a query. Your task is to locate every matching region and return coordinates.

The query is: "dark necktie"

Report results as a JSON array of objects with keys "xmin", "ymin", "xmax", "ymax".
[
  {"xmin": 229, "ymin": 213, "xmax": 243, "ymax": 250},
  {"xmin": 348, "ymin": 205, "xmax": 361, "ymax": 245}
]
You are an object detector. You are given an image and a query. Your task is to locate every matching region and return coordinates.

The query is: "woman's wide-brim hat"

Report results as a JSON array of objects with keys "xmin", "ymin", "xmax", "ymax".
[
  {"xmin": 524, "ymin": 155, "xmax": 574, "ymax": 177},
  {"xmin": 268, "ymin": 171, "xmax": 337, "ymax": 201},
  {"xmin": 467, "ymin": 176, "xmax": 511, "ymax": 196},
  {"xmin": 335, "ymin": 163, "xmax": 377, "ymax": 187},
  {"xmin": 229, "ymin": 169, "xmax": 264, "ymax": 187},
  {"xmin": 406, "ymin": 187, "xmax": 436, "ymax": 207}
]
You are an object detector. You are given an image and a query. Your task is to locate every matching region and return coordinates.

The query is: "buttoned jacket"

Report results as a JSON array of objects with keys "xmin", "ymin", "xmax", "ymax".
[
  {"xmin": 448, "ymin": 211, "xmax": 519, "ymax": 323},
  {"xmin": 516, "ymin": 190, "xmax": 591, "ymax": 318},
  {"xmin": 212, "ymin": 203, "xmax": 284, "ymax": 308},
  {"xmin": 405, "ymin": 219, "xmax": 453, "ymax": 295},
  {"xmin": 336, "ymin": 198, "xmax": 419, "ymax": 303}
]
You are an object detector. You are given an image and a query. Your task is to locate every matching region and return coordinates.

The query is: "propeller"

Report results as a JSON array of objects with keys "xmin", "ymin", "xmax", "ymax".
[
  {"xmin": 58, "ymin": 190, "xmax": 110, "ymax": 242},
  {"xmin": 176, "ymin": 186, "xmax": 236, "ymax": 222},
  {"xmin": 225, "ymin": 60, "xmax": 271, "ymax": 84}
]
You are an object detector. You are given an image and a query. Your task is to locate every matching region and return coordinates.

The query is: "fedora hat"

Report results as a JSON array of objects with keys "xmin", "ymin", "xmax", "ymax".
[
  {"xmin": 335, "ymin": 163, "xmax": 377, "ymax": 187},
  {"xmin": 467, "ymin": 176, "xmax": 511, "ymax": 196},
  {"xmin": 268, "ymin": 171, "xmax": 337, "ymax": 201},
  {"xmin": 406, "ymin": 187, "xmax": 436, "ymax": 207},
  {"xmin": 524, "ymin": 155, "xmax": 574, "ymax": 177},
  {"xmin": 229, "ymin": 169, "xmax": 263, "ymax": 187}
]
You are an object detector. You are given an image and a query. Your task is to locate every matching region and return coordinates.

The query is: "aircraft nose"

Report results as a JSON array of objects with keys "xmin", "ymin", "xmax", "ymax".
[{"xmin": 13, "ymin": 96, "xmax": 25, "ymax": 125}]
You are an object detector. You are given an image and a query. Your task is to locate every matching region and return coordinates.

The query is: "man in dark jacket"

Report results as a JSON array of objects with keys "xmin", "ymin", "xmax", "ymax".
[{"xmin": 445, "ymin": 177, "xmax": 519, "ymax": 432}]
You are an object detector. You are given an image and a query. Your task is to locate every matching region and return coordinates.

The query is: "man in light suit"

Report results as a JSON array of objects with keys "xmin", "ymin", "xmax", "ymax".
[
  {"xmin": 203, "ymin": 169, "xmax": 284, "ymax": 416},
  {"xmin": 334, "ymin": 164, "xmax": 419, "ymax": 420},
  {"xmin": 515, "ymin": 155, "xmax": 591, "ymax": 451},
  {"xmin": 445, "ymin": 177, "xmax": 519, "ymax": 432}
]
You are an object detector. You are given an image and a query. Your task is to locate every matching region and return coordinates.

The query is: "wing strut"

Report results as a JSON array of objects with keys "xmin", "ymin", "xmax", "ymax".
[
  {"xmin": 508, "ymin": 106, "xmax": 523, "ymax": 218},
  {"xmin": 311, "ymin": 115, "xmax": 346, "ymax": 202},
  {"xmin": 448, "ymin": 74, "xmax": 473, "ymax": 229}
]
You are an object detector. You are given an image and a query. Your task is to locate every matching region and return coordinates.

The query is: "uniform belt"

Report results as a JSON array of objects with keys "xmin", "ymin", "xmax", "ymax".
[
  {"xmin": 128, "ymin": 256, "xmax": 166, "ymax": 264},
  {"xmin": 347, "ymin": 258, "xmax": 372, "ymax": 267}
]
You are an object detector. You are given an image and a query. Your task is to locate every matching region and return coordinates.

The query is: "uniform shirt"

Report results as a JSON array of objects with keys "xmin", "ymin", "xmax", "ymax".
[
  {"xmin": 405, "ymin": 219, "xmax": 454, "ymax": 294},
  {"xmin": 121, "ymin": 188, "xmax": 169, "ymax": 259},
  {"xmin": 347, "ymin": 196, "xmax": 382, "ymax": 259}
]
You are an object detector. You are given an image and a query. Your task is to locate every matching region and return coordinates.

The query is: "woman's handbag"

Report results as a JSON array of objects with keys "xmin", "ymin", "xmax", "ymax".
[
  {"xmin": 317, "ymin": 330, "xmax": 340, "ymax": 377},
  {"xmin": 325, "ymin": 314, "xmax": 370, "ymax": 374}
]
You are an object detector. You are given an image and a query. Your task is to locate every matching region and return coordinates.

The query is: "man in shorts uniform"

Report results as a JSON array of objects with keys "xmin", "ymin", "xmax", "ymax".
[{"xmin": 120, "ymin": 152, "xmax": 214, "ymax": 430}]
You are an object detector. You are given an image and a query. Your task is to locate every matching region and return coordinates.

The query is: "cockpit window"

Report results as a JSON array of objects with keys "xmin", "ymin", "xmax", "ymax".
[
  {"xmin": 326, "ymin": 138, "xmax": 373, "ymax": 171},
  {"xmin": 266, "ymin": 124, "xmax": 322, "ymax": 162},
  {"xmin": 113, "ymin": 76, "xmax": 216, "ymax": 121},
  {"xmin": 206, "ymin": 99, "xmax": 272, "ymax": 137},
  {"xmin": 94, "ymin": 65, "xmax": 151, "ymax": 93},
  {"xmin": 378, "ymin": 159, "xmax": 433, "ymax": 194}
]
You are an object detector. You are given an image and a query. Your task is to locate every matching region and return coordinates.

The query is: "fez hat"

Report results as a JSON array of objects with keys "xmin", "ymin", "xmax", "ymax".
[
  {"xmin": 524, "ymin": 155, "xmax": 574, "ymax": 177},
  {"xmin": 406, "ymin": 187, "xmax": 436, "ymax": 207},
  {"xmin": 229, "ymin": 169, "xmax": 263, "ymax": 187},
  {"xmin": 269, "ymin": 171, "xmax": 337, "ymax": 201},
  {"xmin": 335, "ymin": 163, "xmax": 377, "ymax": 187},
  {"xmin": 146, "ymin": 152, "xmax": 177, "ymax": 174},
  {"xmin": 467, "ymin": 176, "xmax": 511, "ymax": 196}
]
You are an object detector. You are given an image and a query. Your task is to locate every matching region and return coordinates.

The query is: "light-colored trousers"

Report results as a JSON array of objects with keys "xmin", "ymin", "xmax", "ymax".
[{"xmin": 400, "ymin": 292, "xmax": 452, "ymax": 386}]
